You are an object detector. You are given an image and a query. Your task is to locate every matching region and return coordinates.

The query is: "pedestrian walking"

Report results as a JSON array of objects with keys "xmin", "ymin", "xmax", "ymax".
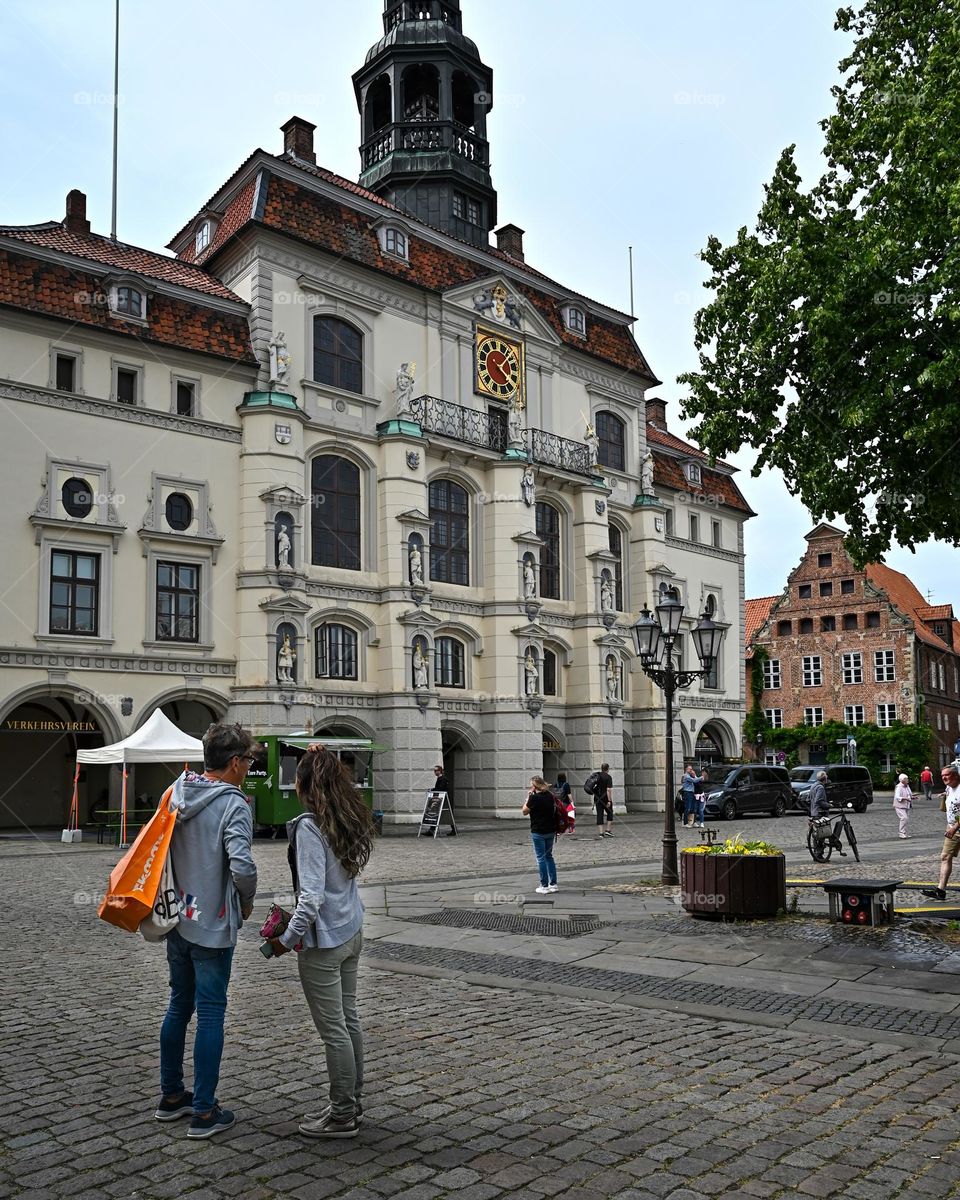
[
  {"xmin": 554, "ymin": 772, "xmax": 575, "ymax": 834},
  {"xmin": 594, "ymin": 762, "xmax": 614, "ymax": 837},
  {"xmin": 156, "ymin": 722, "xmax": 258, "ymax": 1139},
  {"xmin": 267, "ymin": 745, "xmax": 374, "ymax": 1139},
  {"xmin": 432, "ymin": 764, "xmax": 457, "ymax": 836},
  {"xmin": 920, "ymin": 766, "xmax": 934, "ymax": 801},
  {"xmin": 893, "ymin": 773, "xmax": 913, "ymax": 839},
  {"xmin": 922, "ymin": 765, "xmax": 960, "ymax": 901},
  {"xmin": 695, "ymin": 768, "xmax": 710, "ymax": 828},
  {"xmin": 681, "ymin": 765, "xmax": 697, "ymax": 827},
  {"xmin": 522, "ymin": 775, "xmax": 558, "ymax": 893}
]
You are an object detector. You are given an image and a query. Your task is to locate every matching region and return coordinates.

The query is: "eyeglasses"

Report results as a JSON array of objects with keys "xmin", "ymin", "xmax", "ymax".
[{"xmin": 237, "ymin": 754, "xmax": 257, "ymax": 766}]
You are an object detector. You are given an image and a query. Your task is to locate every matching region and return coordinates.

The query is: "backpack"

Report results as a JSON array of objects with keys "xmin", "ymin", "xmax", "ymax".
[
  {"xmin": 583, "ymin": 771, "xmax": 601, "ymax": 795},
  {"xmin": 553, "ymin": 793, "xmax": 572, "ymax": 834}
]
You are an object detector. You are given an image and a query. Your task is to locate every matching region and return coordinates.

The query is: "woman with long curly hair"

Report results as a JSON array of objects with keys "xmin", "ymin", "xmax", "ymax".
[{"xmin": 267, "ymin": 745, "xmax": 374, "ymax": 1139}]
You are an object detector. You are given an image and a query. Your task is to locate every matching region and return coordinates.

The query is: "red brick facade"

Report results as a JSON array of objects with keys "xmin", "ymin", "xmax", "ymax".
[{"xmin": 747, "ymin": 525, "xmax": 960, "ymax": 767}]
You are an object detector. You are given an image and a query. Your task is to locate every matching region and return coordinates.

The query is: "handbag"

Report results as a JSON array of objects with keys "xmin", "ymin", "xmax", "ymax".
[
  {"xmin": 98, "ymin": 786, "xmax": 177, "ymax": 933},
  {"xmin": 259, "ymin": 904, "xmax": 303, "ymax": 951},
  {"xmin": 140, "ymin": 854, "xmax": 181, "ymax": 942}
]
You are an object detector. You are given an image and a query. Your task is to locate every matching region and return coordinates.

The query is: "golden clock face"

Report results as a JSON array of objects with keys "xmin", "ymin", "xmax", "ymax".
[{"xmin": 476, "ymin": 332, "xmax": 523, "ymax": 401}]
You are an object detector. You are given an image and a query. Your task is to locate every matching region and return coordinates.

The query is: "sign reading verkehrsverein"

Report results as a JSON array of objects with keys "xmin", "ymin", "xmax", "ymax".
[{"xmin": 2, "ymin": 720, "xmax": 98, "ymax": 731}]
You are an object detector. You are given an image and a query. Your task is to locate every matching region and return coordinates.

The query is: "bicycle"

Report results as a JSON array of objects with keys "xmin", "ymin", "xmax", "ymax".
[{"xmin": 807, "ymin": 809, "xmax": 860, "ymax": 863}]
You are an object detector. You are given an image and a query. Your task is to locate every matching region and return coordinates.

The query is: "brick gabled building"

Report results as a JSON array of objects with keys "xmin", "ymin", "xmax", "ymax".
[{"xmin": 747, "ymin": 524, "xmax": 960, "ymax": 768}]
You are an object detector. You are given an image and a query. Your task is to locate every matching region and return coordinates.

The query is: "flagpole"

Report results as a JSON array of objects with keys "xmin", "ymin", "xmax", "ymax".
[{"xmin": 110, "ymin": 0, "xmax": 119, "ymax": 241}]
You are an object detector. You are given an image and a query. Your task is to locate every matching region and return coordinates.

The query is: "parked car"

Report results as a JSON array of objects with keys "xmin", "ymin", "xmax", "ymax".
[
  {"xmin": 689, "ymin": 764, "xmax": 793, "ymax": 821},
  {"xmin": 788, "ymin": 764, "xmax": 874, "ymax": 813}
]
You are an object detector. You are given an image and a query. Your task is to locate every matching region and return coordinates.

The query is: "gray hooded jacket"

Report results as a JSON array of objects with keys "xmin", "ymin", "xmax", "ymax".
[{"xmin": 168, "ymin": 772, "xmax": 257, "ymax": 948}]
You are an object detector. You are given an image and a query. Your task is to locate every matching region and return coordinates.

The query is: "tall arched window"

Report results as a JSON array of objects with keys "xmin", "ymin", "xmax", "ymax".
[
  {"xmin": 543, "ymin": 647, "xmax": 558, "ymax": 696},
  {"xmin": 429, "ymin": 480, "xmax": 469, "ymax": 585},
  {"xmin": 536, "ymin": 501, "xmax": 561, "ymax": 599},
  {"xmin": 315, "ymin": 623, "xmax": 358, "ymax": 680},
  {"xmin": 364, "ymin": 74, "xmax": 392, "ymax": 137},
  {"xmin": 608, "ymin": 524, "xmax": 623, "ymax": 612},
  {"xmin": 435, "ymin": 636, "xmax": 465, "ymax": 688},
  {"xmin": 311, "ymin": 455, "xmax": 360, "ymax": 570},
  {"xmin": 313, "ymin": 316, "xmax": 363, "ymax": 394},
  {"xmin": 596, "ymin": 411, "xmax": 625, "ymax": 472}
]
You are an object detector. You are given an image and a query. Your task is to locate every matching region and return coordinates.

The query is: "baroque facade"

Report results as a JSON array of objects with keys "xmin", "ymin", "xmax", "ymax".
[
  {"xmin": 746, "ymin": 524, "xmax": 960, "ymax": 768},
  {"xmin": 0, "ymin": 0, "xmax": 752, "ymax": 828}
]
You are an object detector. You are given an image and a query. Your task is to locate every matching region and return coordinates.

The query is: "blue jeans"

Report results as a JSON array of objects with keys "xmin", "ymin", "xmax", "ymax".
[
  {"xmin": 683, "ymin": 791, "xmax": 697, "ymax": 820},
  {"xmin": 297, "ymin": 930, "xmax": 364, "ymax": 1121},
  {"xmin": 160, "ymin": 927, "xmax": 235, "ymax": 1113},
  {"xmin": 531, "ymin": 832, "xmax": 557, "ymax": 886}
]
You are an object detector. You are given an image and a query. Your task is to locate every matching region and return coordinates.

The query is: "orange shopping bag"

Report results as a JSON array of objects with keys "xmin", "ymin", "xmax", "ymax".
[{"xmin": 98, "ymin": 785, "xmax": 177, "ymax": 933}]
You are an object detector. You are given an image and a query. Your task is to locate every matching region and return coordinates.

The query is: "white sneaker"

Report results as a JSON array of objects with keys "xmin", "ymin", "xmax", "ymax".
[
  {"xmin": 546, "ymin": 884, "xmax": 558, "ymax": 893},
  {"xmin": 535, "ymin": 884, "xmax": 550, "ymax": 894}
]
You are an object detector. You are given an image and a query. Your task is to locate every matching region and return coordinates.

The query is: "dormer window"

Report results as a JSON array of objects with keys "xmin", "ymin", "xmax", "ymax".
[
  {"xmin": 195, "ymin": 221, "xmax": 211, "ymax": 254},
  {"xmin": 562, "ymin": 305, "xmax": 586, "ymax": 336},
  {"xmin": 113, "ymin": 285, "xmax": 144, "ymax": 320},
  {"xmin": 685, "ymin": 461, "xmax": 702, "ymax": 485},
  {"xmin": 383, "ymin": 227, "xmax": 408, "ymax": 260}
]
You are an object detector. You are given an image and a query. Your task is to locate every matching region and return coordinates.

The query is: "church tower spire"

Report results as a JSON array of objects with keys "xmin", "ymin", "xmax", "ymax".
[{"xmin": 353, "ymin": 0, "xmax": 497, "ymax": 249}]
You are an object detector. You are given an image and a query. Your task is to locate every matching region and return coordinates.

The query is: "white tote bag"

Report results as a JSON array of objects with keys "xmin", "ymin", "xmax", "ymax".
[{"xmin": 139, "ymin": 854, "xmax": 181, "ymax": 941}]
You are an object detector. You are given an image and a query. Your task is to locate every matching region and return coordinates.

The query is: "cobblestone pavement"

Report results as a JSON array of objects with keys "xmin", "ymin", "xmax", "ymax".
[{"xmin": 5, "ymin": 803, "xmax": 960, "ymax": 1199}]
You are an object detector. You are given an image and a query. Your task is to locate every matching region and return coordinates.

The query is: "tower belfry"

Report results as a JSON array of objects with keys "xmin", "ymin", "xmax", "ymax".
[{"xmin": 353, "ymin": 0, "xmax": 497, "ymax": 248}]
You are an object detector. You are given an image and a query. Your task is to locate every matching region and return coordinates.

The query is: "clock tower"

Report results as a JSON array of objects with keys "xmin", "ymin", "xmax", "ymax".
[{"xmin": 354, "ymin": 0, "xmax": 498, "ymax": 249}]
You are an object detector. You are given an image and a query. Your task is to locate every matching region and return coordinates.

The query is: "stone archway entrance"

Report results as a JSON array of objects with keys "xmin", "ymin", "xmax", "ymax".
[
  {"xmin": 695, "ymin": 724, "xmax": 725, "ymax": 765},
  {"xmin": 440, "ymin": 724, "xmax": 474, "ymax": 813},
  {"xmin": 541, "ymin": 730, "xmax": 565, "ymax": 784},
  {"xmin": 130, "ymin": 697, "xmax": 226, "ymax": 809},
  {"xmin": 0, "ymin": 695, "xmax": 111, "ymax": 830}
]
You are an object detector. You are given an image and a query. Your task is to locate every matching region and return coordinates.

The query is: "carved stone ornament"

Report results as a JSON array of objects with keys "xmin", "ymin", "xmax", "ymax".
[
  {"xmin": 595, "ymin": 499, "xmax": 606, "ymax": 515},
  {"xmin": 473, "ymin": 283, "xmax": 523, "ymax": 331},
  {"xmin": 406, "ymin": 451, "xmax": 420, "ymax": 469},
  {"xmin": 275, "ymin": 423, "xmax": 292, "ymax": 445}
]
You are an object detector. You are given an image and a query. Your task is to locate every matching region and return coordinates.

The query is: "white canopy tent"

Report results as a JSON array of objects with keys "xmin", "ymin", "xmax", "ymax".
[{"xmin": 67, "ymin": 709, "xmax": 204, "ymax": 845}]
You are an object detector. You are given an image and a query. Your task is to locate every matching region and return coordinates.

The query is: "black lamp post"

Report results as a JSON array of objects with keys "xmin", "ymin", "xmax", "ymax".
[{"xmin": 632, "ymin": 591, "xmax": 723, "ymax": 886}]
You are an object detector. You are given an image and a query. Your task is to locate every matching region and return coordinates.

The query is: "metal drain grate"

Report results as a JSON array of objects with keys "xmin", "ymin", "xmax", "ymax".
[{"xmin": 406, "ymin": 908, "xmax": 607, "ymax": 938}]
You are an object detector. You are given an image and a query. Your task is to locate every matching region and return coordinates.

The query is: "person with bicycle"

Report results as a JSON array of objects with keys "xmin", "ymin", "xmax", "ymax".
[
  {"xmin": 922, "ymin": 765, "xmax": 960, "ymax": 901},
  {"xmin": 807, "ymin": 770, "xmax": 850, "ymax": 859},
  {"xmin": 808, "ymin": 771, "xmax": 829, "ymax": 820}
]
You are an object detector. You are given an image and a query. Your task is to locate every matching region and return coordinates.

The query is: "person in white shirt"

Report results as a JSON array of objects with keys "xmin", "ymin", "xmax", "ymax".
[
  {"xmin": 922, "ymin": 765, "xmax": 960, "ymax": 900},
  {"xmin": 893, "ymin": 774, "xmax": 913, "ymax": 839}
]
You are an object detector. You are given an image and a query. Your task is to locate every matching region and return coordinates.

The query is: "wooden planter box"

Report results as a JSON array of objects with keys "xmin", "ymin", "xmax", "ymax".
[{"xmin": 680, "ymin": 852, "xmax": 786, "ymax": 918}]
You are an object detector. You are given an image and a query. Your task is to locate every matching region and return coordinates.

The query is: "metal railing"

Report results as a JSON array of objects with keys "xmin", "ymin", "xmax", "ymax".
[
  {"xmin": 528, "ymin": 428, "xmax": 594, "ymax": 476},
  {"xmin": 361, "ymin": 121, "xmax": 489, "ymax": 169},
  {"xmin": 408, "ymin": 395, "xmax": 506, "ymax": 452}
]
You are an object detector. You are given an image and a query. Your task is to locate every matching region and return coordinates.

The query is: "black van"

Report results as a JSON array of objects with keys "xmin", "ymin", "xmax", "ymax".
[
  {"xmin": 788, "ymin": 764, "xmax": 874, "ymax": 813},
  {"xmin": 700, "ymin": 764, "xmax": 794, "ymax": 821}
]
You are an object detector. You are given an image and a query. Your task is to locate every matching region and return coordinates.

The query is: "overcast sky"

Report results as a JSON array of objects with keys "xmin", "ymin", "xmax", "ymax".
[{"xmin": 1, "ymin": 0, "xmax": 955, "ymax": 605}]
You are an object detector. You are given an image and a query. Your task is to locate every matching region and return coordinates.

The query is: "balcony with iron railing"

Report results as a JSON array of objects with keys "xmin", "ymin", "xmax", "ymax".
[
  {"xmin": 406, "ymin": 395, "xmax": 595, "ymax": 477},
  {"xmin": 362, "ymin": 122, "xmax": 489, "ymax": 170}
]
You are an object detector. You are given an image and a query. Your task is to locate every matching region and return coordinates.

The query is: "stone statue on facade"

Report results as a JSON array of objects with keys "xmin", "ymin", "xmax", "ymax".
[
  {"xmin": 508, "ymin": 399, "xmax": 524, "ymax": 448},
  {"xmin": 520, "ymin": 465, "xmax": 535, "ymax": 507},
  {"xmin": 584, "ymin": 420, "xmax": 600, "ymax": 468},
  {"xmin": 409, "ymin": 542, "xmax": 424, "ymax": 586},
  {"xmin": 641, "ymin": 449, "xmax": 655, "ymax": 495},
  {"xmin": 523, "ymin": 558, "xmax": 537, "ymax": 600},
  {"xmin": 605, "ymin": 655, "xmax": 619, "ymax": 701},
  {"xmin": 413, "ymin": 641, "xmax": 429, "ymax": 689},
  {"xmin": 524, "ymin": 651, "xmax": 539, "ymax": 696},
  {"xmin": 600, "ymin": 573, "xmax": 614, "ymax": 613},
  {"xmin": 277, "ymin": 526, "xmax": 291, "ymax": 569},
  {"xmin": 395, "ymin": 361, "xmax": 416, "ymax": 418},
  {"xmin": 268, "ymin": 331, "xmax": 291, "ymax": 390},
  {"xmin": 277, "ymin": 632, "xmax": 296, "ymax": 683}
]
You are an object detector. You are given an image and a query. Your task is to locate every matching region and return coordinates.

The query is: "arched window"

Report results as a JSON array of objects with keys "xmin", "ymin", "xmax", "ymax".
[
  {"xmin": 313, "ymin": 316, "xmax": 363, "ymax": 394},
  {"xmin": 435, "ymin": 636, "xmax": 465, "ymax": 688},
  {"xmin": 402, "ymin": 63, "xmax": 440, "ymax": 121},
  {"xmin": 114, "ymin": 286, "xmax": 144, "ymax": 319},
  {"xmin": 535, "ymin": 501, "xmax": 560, "ymax": 599},
  {"xmin": 596, "ymin": 411, "xmax": 625, "ymax": 472},
  {"xmin": 315, "ymin": 623, "xmax": 358, "ymax": 680},
  {"xmin": 311, "ymin": 455, "xmax": 360, "ymax": 570},
  {"xmin": 452, "ymin": 71, "xmax": 477, "ymax": 129},
  {"xmin": 543, "ymin": 647, "xmax": 558, "ymax": 697},
  {"xmin": 429, "ymin": 480, "xmax": 469, "ymax": 585},
  {"xmin": 608, "ymin": 524, "xmax": 623, "ymax": 612},
  {"xmin": 364, "ymin": 74, "xmax": 392, "ymax": 137}
]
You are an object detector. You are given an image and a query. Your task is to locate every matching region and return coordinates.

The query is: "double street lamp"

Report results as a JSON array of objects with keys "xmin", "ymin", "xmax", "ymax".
[{"xmin": 632, "ymin": 590, "xmax": 723, "ymax": 886}]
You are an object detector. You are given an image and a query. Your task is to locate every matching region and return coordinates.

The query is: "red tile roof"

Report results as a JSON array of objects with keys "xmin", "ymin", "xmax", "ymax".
[
  {"xmin": 745, "ymin": 596, "xmax": 779, "ymax": 654},
  {"xmin": 177, "ymin": 160, "xmax": 654, "ymax": 378},
  {"xmin": 916, "ymin": 604, "xmax": 954, "ymax": 621},
  {"xmin": 650, "ymin": 449, "xmax": 753, "ymax": 515},
  {"xmin": 0, "ymin": 246, "xmax": 257, "ymax": 365},
  {"xmin": 865, "ymin": 562, "xmax": 954, "ymax": 653},
  {"xmin": 0, "ymin": 224, "xmax": 243, "ymax": 302}
]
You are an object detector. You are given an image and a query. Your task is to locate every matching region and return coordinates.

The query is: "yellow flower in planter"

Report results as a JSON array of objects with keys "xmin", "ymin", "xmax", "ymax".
[{"xmin": 681, "ymin": 833, "xmax": 782, "ymax": 857}]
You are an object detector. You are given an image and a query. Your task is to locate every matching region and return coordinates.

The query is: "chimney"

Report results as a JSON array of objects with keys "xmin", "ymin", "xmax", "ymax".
[
  {"xmin": 645, "ymin": 395, "xmax": 667, "ymax": 430},
  {"xmin": 495, "ymin": 223, "xmax": 524, "ymax": 261},
  {"xmin": 64, "ymin": 189, "xmax": 91, "ymax": 235},
  {"xmin": 281, "ymin": 116, "xmax": 316, "ymax": 165}
]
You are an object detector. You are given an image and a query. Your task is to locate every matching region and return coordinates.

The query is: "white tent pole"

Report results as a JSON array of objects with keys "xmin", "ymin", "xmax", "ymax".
[{"xmin": 120, "ymin": 765, "xmax": 129, "ymax": 848}]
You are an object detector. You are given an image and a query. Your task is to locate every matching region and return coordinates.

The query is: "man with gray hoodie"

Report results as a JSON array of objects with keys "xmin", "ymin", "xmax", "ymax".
[{"xmin": 154, "ymin": 723, "xmax": 258, "ymax": 1139}]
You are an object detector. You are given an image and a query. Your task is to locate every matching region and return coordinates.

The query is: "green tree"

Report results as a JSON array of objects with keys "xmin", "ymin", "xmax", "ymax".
[{"xmin": 679, "ymin": 0, "xmax": 960, "ymax": 564}]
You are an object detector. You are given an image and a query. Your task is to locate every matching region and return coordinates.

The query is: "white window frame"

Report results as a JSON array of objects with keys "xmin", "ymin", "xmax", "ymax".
[
  {"xmin": 804, "ymin": 707, "xmax": 824, "ymax": 727},
  {"xmin": 711, "ymin": 519, "xmax": 721, "ymax": 548},
  {"xmin": 841, "ymin": 652, "xmax": 863, "ymax": 685},
  {"xmin": 802, "ymin": 655, "xmax": 822, "ymax": 687},
  {"xmin": 314, "ymin": 622, "xmax": 360, "ymax": 681},
  {"xmin": 764, "ymin": 708, "xmax": 783, "ymax": 729},
  {"xmin": 111, "ymin": 358, "xmax": 143, "ymax": 406},
  {"xmin": 143, "ymin": 548, "xmax": 214, "ymax": 650},
  {"xmin": 874, "ymin": 649, "xmax": 896, "ymax": 682},
  {"xmin": 195, "ymin": 220, "xmax": 212, "ymax": 254},
  {"xmin": 762, "ymin": 658, "xmax": 782, "ymax": 689},
  {"xmin": 562, "ymin": 305, "xmax": 587, "ymax": 337},
  {"xmin": 49, "ymin": 343, "xmax": 85, "ymax": 394},
  {"xmin": 939, "ymin": 663, "xmax": 946, "ymax": 690},
  {"xmin": 37, "ymin": 533, "xmax": 114, "ymax": 644},
  {"xmin": 108, "ymin": 281, "xmax": 148, "ymax": 324},
  {"xmin": 381, "ymin": 226, "xmax": 409, "ymax": 261},
  {"xmin": 844, "ymin": 704, "xmax": 865, "ymax": 726},
  {"xmin": 171, "ymin": 374, "xmax": 201, "ymax": 417},
  {"xmin": 876, "ymin": 703, "xmax": 898, "ymax": 728},
  {"xmin": 689, "ymin": 513, "xmax": 699, "ymax": 542},
  {"xmin": 685, "ymin": 461, "xmax": 702, "ymax": 485},
  {"xmin": 435, "ymin": 635, "xmax": 466, "ymax": 689}
]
